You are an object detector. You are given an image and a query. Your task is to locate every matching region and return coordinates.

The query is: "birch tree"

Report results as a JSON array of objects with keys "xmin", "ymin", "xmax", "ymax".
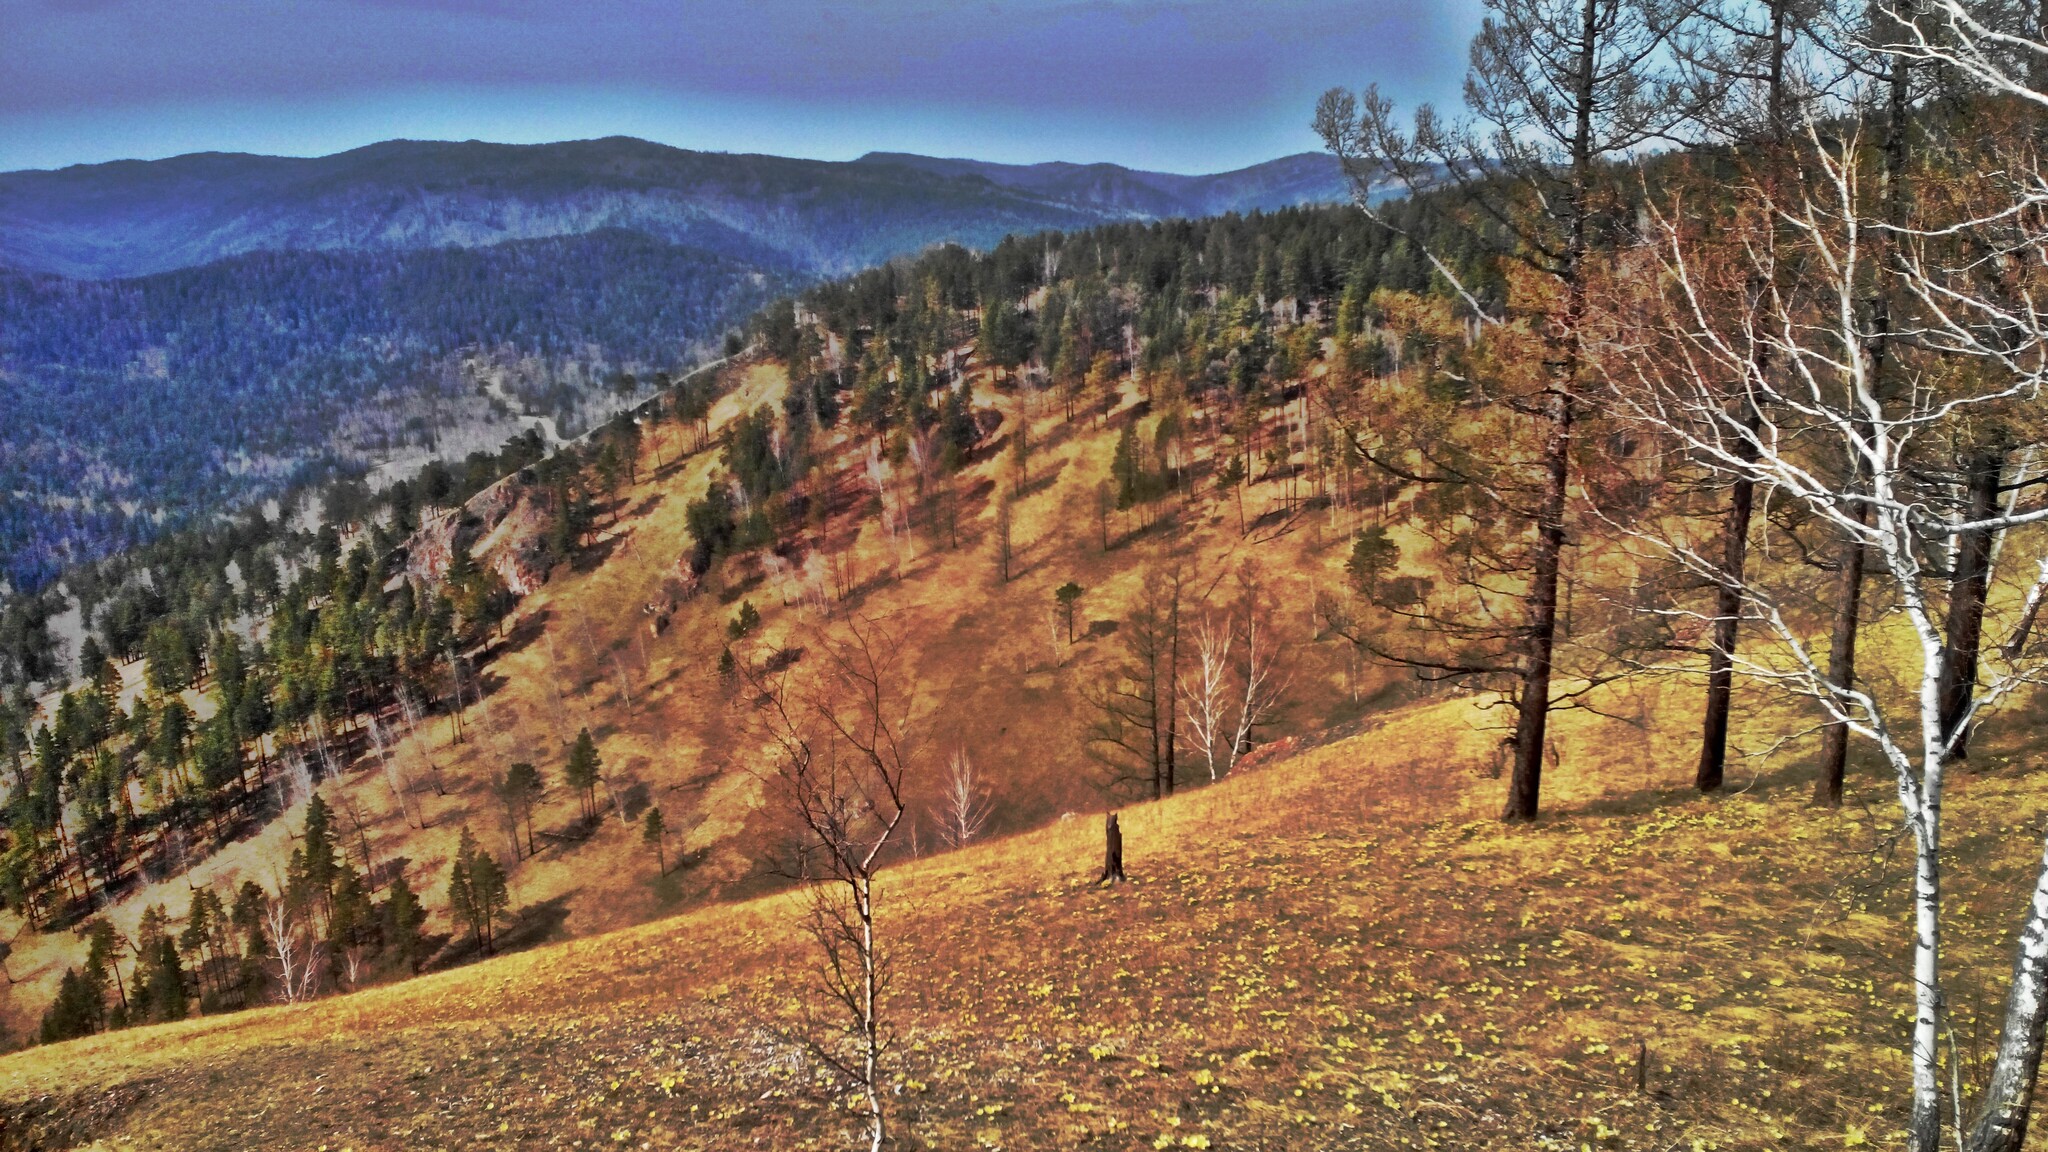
[
  {"xmin": 740, "ymin": 614, "xmax": 919, "ymax": 1152},
  {"xmin": 1606, "ymin": 88, "xmax": 2048, "ymax": 1150},
  {"xmin": 263, "ymin": 893, "xmax": 320, "ymax": 1005},
  {"xmin": 1180, "ymin": 566, "xmax": 1291, "ymax": 782},
  {"xmin": 936, "ymin": 750, "xmax": 993, "ymax": 849}
]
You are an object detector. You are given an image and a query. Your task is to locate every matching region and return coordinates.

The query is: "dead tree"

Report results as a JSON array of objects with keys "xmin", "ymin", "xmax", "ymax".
[
  {"xmin": 1097, "ymin": 813, "xmax": 1127, "ymax": 885},
  {"xmin": 1083, "ymin": 561, "xmax": 1185, "ymax": 799}
]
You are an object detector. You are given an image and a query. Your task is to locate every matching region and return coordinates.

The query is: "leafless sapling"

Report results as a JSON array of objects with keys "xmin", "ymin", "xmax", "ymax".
[{"xmin": 740, "ymin": 615, "xmax": 920, "ymax": 1152}]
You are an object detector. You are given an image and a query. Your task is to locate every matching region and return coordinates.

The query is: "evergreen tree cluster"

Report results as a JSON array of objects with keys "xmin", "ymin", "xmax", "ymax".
[{"xmin": 37, "ymin": 796, "xmax": 428, "ymax": 1044}]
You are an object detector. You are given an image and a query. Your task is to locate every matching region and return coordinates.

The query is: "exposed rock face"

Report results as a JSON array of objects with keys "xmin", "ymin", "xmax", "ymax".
[
  {"xmin": 481, "ymin": 486, "xmax": 557, "ymax": 597},
  {"xmin": 403, "ymin": 511, "xmax": 462, "ymax": 587},
  {"xmin": 397, "ymin": 472, "xmax": 557, "ymax": 596}
]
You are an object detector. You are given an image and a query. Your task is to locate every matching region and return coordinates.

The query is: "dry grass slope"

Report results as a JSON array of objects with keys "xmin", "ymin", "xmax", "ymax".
[
  {"xmin": 0, "ymin": 354, "xmax": 1396, "ymax": 1041},
  {"xmin": 5, "ymin": 678, "xmax": 2046, "ymax": 1151}
]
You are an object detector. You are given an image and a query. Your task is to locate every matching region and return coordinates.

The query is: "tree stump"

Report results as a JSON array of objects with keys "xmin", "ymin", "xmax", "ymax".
[{"xmin": 1098, "ymin": 812, "xmax": 1127, "ymax": 885}]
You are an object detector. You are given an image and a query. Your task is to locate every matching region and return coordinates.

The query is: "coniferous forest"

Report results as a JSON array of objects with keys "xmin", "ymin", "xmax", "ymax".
[{"xmin": 0, "ymin": 229, "xmax": 795, "ymax": 594}]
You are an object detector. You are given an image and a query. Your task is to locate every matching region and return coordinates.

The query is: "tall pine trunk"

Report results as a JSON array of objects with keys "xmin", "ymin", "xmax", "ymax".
[
  {"xmin": 1697, "ymin": 418, "xmax": 1759, "ymax": 793},
  {"xmin": 1697, "ymin": 0, "xmax": 1789, "ymax": 793},
  {"xmin": 1505, "ymin": 0, "xmax": 1597, "ymax": 824},
  {"xmin": 1937, "ymin": 443, "xmax": 2005, "ymax": 761},
  {"xmin": 1505, "ymin": 389, "xmax": 1572, "ymax": 823},
  {"xmin": 1815, "ymin": 502, "xmax": 1870, "ymax": 807},
  {"xmin": 1820, "ymin": 7, "xmax": 1913, "ymax": 804}
]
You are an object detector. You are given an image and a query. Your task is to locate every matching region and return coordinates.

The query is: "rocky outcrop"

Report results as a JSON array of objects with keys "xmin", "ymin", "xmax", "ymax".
[{"xmin": 396, "ymin": 471, "xmax": 556, "ymax": 596}]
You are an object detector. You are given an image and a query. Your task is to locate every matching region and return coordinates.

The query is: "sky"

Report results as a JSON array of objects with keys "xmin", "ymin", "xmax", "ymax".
[{"xmin": 0, "ymin": 0, "xmax": 1483, "ymax": 175}]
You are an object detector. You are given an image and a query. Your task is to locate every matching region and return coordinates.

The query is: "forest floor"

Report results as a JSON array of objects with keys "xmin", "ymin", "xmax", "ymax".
[{"xmin": 5, "ymin": 674, "xmax": 2047, "ymax": 1151}]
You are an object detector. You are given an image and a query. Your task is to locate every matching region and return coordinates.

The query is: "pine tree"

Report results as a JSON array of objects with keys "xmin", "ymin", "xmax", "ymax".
[
  {"xmin": 564, "ymin": 729, "xmax": 601, "ymax": 822},
  {"xmin": 38, "ymin": 968, "xmax": 100, "ymax": 1044},
  {"xmin": 498, "ymin": 761, "xmax": 544, "ymax": 858},
  {"xmin": 446, "ymin": 827, "xmax": 479, "ymax": 951},
  {"xmin": 1345, "ymin": 526, "xmax": 1398, "ymax": 597},
  {"xmin": 84, "ymin": 918, "xmax": 123, "ymax": 1027},
  {"xmin": 231, "ymin": 880, "xmax": 268, "ymax": 958},
  {"xmin": 142, "ymin": 935, "xmax": 187, "ymax": 1023},
  {"xmin": 381, "ymin": 871, "xmax": 426, "ymax": 974},
  {"xmin": 301, "ymin": 794, "xmax": 338, "ymax": 898},
  {"xmin": 467, "ymin": 851, "xmax": 509, "ymax": 954},
  {"xmin": 327, "ymin": 862, "xmax": 372, "ymax": 952},
  {"xmin": 643, "ymin": 806, "xmax": 667, "ymax": 876},
  {"xmin": 1111, "ymin": 425, "xmax": 1143, "ymax": 510},
  {"xmin": 1055, "ymin": 583, "xmax": 1084, "ymax": 644},
  {"xmin": 179, "ymin": 888, "xmax": 214, "ymax": 1002}
]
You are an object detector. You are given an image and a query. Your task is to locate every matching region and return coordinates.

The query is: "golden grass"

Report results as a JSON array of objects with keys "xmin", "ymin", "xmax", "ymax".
[
  {"xmin": 0, "ymin": 366, "xmax": 1386, "ymax": 1039},
  {"xmin": 11, "ymin": 364, "xmax": 2048, "ymax": 1150},
  {"xmin": 5, "ymin": 670, "xmax": 2046, "ymax": 1151}
]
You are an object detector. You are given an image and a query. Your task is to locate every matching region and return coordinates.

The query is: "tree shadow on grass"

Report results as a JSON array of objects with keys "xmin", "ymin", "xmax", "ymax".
[
  {"xmin": 568, "ymin": 534, "xmax": 621, "ymax": 575},
  {"xmin": 491, "ymin": 607, "xmax": 553, "ymax": 661},
  {"xmin": 1568, "ymin": 751, "xmax": 1883, "ymax": 821},
  {"xmin": 1013, "ymin": 459, "xmax": 1069, "ymax": 501},
  {"xmin": 495, "ymin": 891, "xmax": 576, "ymax": 953},
  {"xmin": 425, "ymin": 891, "xmax": 576, "ymax": 967}
]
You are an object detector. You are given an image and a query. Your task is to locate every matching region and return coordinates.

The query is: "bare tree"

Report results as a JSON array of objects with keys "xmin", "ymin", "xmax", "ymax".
[
  {"xmin": 1084, "ymin": 561, "xmax": 1186, "ymax": 799},
  {"xmin": 396, "ymin": 686, "xmax": 448, "ymax": 796},
  {"xmin": 936, "ymin": 750, "xmax": 994, "ymax": 849},
  {"xmin": 740, "ymin": 615, "xmax": 919, "ymax": 1152},
  {"xmin": 1180, "ymin": 566, "xmax": 1292, "ymax": 782},
  {"xmin": 368, "ymin": 718, "xmax": 419, "ymax": 830},
  {"xmin": 264, "ymin": 894, "xmax": 320, "ymax": 1005},
  {"xmin": 1607, "ymin": 88, "xmax": 2048, "ymax": 1150}
]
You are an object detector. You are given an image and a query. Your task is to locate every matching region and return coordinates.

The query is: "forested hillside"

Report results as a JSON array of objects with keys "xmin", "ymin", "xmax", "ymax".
[
  {"xmin": 0, "ymin": 138, "xmax": 1354, "ymax": 281},
  {"xmin": 0, "ymin": 189, "xmax": 1496, "ymax": 1043},
  {"xmin": 18, "ymin": 0, "xmax": 2048, "ymax": 1144},
  {"xmin": 0, "ymin": 230, "xmax": 791, "ymax": 595},
  {"xmin": 0, "ymin": 137, "xmax": 1362, "ymax": 618}
]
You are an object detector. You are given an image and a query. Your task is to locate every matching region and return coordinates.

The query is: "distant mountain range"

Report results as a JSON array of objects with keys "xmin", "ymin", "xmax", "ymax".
[
  {"xmin": 0, "ymin": 136, "xmax": 1377, "ymax": 595},
  {"xmin": 850, "ymin": 150, "xmax": 1360, "ymax": 223},
  {"xmin": 0, "ymin": 137, "xmax": 1365, "ymax": 281}
]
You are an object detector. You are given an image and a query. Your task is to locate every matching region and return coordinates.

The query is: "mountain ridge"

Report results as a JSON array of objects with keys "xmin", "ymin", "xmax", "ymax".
[{"xmin": 0, "ymin": 137, "xmax": 1360, "ymax": 280}]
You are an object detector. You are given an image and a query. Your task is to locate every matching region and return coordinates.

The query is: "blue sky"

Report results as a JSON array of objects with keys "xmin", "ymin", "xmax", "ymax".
[{"xmin": 0, "ymin": 0, "xmax": 1482, "ymax": 174}]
